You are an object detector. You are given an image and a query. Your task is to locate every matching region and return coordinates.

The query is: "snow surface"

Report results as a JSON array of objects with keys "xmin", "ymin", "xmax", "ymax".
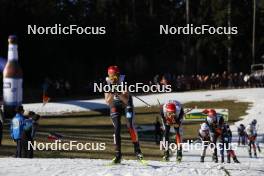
[
  {"xmin": 0, "ymin": 145, "xmax": 263, "ymax": 176},
  {"xmin": 1, "ymin": 88, "xmax": 264, "ymax": 176}
]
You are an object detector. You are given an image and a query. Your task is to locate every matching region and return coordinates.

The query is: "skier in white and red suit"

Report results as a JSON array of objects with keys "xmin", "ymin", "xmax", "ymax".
[
  {"xmin": 203, "ymin": 108, "xmax": 225, "ymax": 163},
  {"xmin": 160, "ymin": 100, "xmax": 184, "ymax": 162},
  {"xmin": 246, "ymin": 119, "xmax": 258, "ymax": 158},
  {"xmin": 198, "ymin": 122, "xmax": 211, "ymax": 162}
]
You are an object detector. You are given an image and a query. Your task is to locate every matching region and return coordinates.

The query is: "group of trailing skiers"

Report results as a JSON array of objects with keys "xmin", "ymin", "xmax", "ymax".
[
  {"xmin": 105, "ymin": 65, "xmax": 262, "ymax": 164},
  {"xmin": 237, "ymin": 120, "xmax": 261, "ymax": 157}
]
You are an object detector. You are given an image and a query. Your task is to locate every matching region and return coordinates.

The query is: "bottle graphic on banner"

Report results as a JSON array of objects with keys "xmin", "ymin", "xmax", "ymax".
[{"xmin": 3, "ymin": 35, "xmax": 23, "ymax": 119}]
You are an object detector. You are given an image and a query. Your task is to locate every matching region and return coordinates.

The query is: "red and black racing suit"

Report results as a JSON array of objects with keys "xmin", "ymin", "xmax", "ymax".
[
  {"xmin": 160, "ymin": 106, "xmax": 184, "ymax": 158},
  {"xmin": 110, "ymin": 95, "xmax": 141, "ymax": 159}
]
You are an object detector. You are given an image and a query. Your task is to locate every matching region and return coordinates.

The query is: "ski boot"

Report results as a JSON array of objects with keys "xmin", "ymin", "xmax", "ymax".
[
  {"xmin": 227, "ymin": 155, "xmax": 231, "ymax": 163},
  {"xmin": 258, "ymin": 146, "xmax": 262, "ymax": 153},
  {"xmin": 200, "ymin": 156, "xmax": 205, "ymax": 163},
  {"xmin": 111, "ymin": 156, "xmax": 121, "ymax": 164},
  {"xmin": 135, "ymin": 152, "xmax": 147, "ymax": 165},
  {"xmin": 134, "ymin": 142, "xmax": 144, "ymax": 161},
  {"xmin": 176, "ymin": 150, "xmax": 182, "ymax": 162},
  {"xmin": 162, "ymin": 151, "xmax": 170, "ymax": 162},
  {"xmin": 111, "ymin": 153, "xmax": 122, "ymax": 164},
  {"xmin": 212, "ymin": 154, "xmax": 218, "ymax": 163},
  {"xmin": 136, "ymin": 152, "xmax": 144, "ymax": 161},
  {"xmin": 221, "ymin": 156, "xmax": 224, "ymax": 163},
  {"xmin": 249, "ymin": 152, "xmax": 252, "ymax": 158},
  {"xmin": 254, "ymin": 152, "xmax": 257, "ymax": 158},
  {"xmin": 233, "ymin": 156, "xmax": 240, "ymax": 163}
]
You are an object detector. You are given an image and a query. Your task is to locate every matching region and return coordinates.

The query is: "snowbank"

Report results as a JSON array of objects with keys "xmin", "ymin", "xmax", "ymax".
[{"xmin": 24, "ymin": 88, "xmax": 264, "ymax": 133}]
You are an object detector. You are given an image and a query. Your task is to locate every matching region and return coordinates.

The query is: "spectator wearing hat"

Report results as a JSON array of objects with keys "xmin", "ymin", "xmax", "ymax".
[{"xmin": 22, "ymin": 111, "xmax": 40, "ymax": 158}]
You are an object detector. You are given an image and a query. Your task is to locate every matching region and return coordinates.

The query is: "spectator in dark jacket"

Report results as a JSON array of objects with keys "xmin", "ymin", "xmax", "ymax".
[{"xmin": 22, "ymin": 111, "xmax": 40, "ymax": 158}]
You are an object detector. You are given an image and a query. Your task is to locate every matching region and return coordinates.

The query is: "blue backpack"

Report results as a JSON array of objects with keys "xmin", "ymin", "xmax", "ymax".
[{"xmin": 23, "ymin": 119, "xmax": 33, "ymax": 132}]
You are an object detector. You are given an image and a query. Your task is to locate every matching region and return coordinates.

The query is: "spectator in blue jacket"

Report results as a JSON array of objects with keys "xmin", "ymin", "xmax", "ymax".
[{"xmin": 10, "ymin": 106, "xmax": 25, "ymax": 158}]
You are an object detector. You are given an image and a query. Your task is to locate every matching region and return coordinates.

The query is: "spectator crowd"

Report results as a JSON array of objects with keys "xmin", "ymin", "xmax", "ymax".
[{"xmin": 151, "ymin": 71, "xmax": 264, "ymax": 91}]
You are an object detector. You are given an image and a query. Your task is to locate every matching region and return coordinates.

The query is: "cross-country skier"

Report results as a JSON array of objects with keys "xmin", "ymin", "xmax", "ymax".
[
  {"xmin": 160, "ymin": 100, "xmax": 184, "ymax": 162},
  {"xmin": 199, "ymin": 123, "xmax": 211, "ymax": 162},
  {"xmin": 104, "ymin": 66, "xmax": 143, "ymax": 164},
  {"xmin": 237, "ymin": 124, "xmax": 247, "ymax": 146},
  {"xmin": 220, "ymin": 123, "xmax": 240, "ymax": 163},
  {"xmin": 204, "ymin": 109, "xmax": 224, "ymax": 163},
  {"xmin": 250, "ymin": 119, "xmax": 262, "ymax": 153},
  {"xmin": 246, "ymin": 119, "xmax": 258, "ymax": 158}
]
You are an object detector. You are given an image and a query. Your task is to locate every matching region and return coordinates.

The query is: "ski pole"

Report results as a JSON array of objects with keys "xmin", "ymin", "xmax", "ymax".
[
  {"xmin": 157, "ymin": 98, "xmax": 161, "ymax": 106},
  {"xmin": 107, "ymin": 79, "xmax": 151, "ymax": 108},
  {"xmin": 156, "ymin": 98, "xmax": 165, "ymax": 130},
  {"xmin": 184, "ymin": 107, "xmax": 195, "ymax": 114},
  {"xmin": 131, "ymin": 94, "xmax": 152, "ymax": 107}
]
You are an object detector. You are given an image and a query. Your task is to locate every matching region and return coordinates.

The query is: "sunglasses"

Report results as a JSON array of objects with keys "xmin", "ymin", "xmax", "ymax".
[
  {"xmin": 166, "ymin": 112, "xmax": 176, "ymax": 117},
  {"xmin": 108, "ymin": 74, "xmax": 119, "ymax": 81}
]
